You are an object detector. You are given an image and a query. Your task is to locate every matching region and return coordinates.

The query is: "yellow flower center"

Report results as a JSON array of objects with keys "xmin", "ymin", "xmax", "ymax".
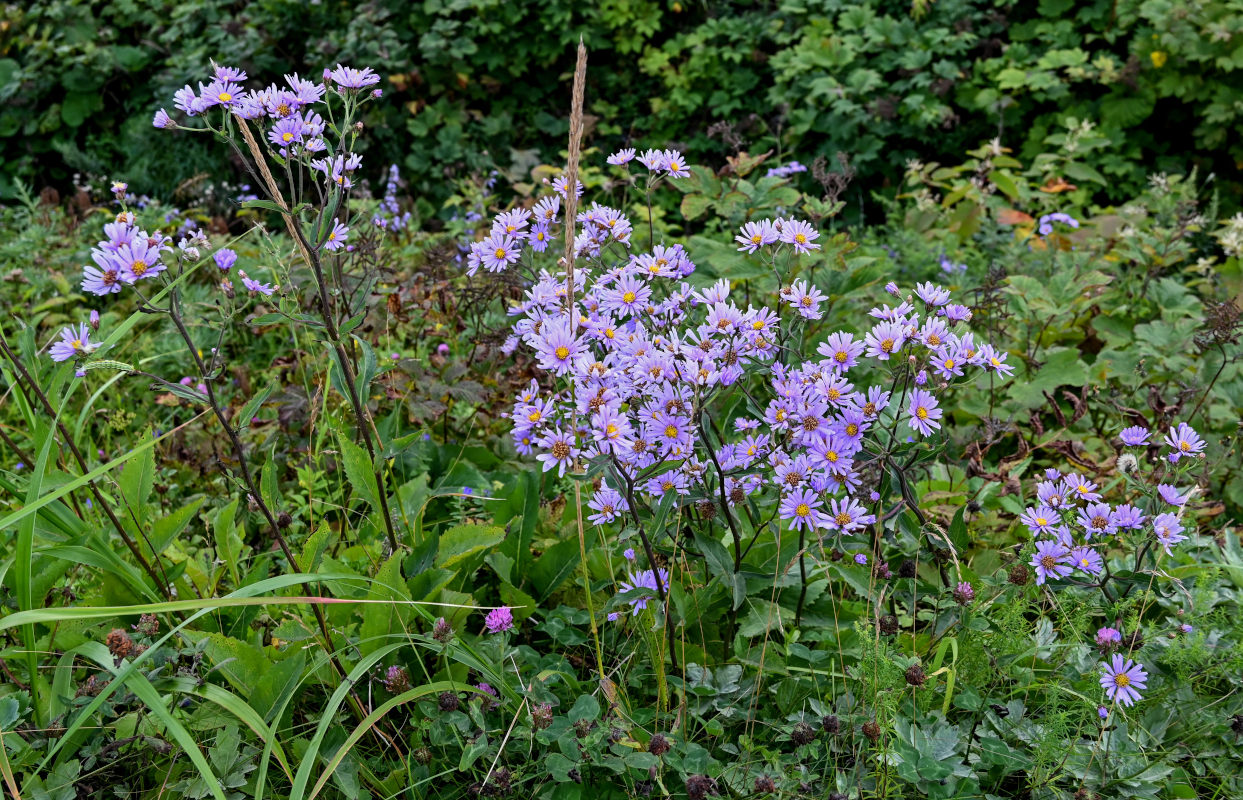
[
  {"xmin": 835, "ymin": 512, "xmax": 851, "ymax": 526},
  {"xmin": 71, "ymin": 339, "xmax": 83, "ymax": 350},
  {"xmin": 494, "ymin": 248, "xmax": 506, "ymax": 259},
  {"xmin": 751, "ymin": 234, "xmax": 762, "ymax": 244},
  {"xmin": 846, "ymin": 424, "xmax": 858, "ymax": 436},
  {"xmin": 795, "ymin": 233, "xmax": 807, "ymax": 244},
  {"xmin": 880, "ymin": 338, "xmax": 894, "ymax": 352},
  {"xmin": 1035, "ymin": 517, "xmax": 1047, "ymax": 526},
  {"xmin": 1179, "ymin": 441, "xmax": 1190, "ymax": 451},
  {"xmin": 528, "ymin": 411, "xmax": 541, "ymax": 422},
  {"xmin": 555, "ymin": 346, "xmax": 570, "ymax": 360},
  {"xmin": 795, "ymin": 503, "xmax": 810, "ymax": 517},
  {"xmin": 665, "ymin": 425, "xmax": 677, "ymax": 438},
  {"xmin": 282, "ymin": 132, "xmax": 294, "ymax": 142},
  {"xmin": 916, "ymin": 407, "xmax": 928, "ymax": 420},
  {"xmin": 1114, "ymin": 673, "xmax": 1131, "ymax": 687},
  {"xmin": 606, "ymin": 424, "xmax": 617, "ymax": 437},
  {"xmin": 218, "ymin": 92, "xmax": 232, "ymax": 102},
  {"xmin": 834, "ymin": 351, "xmax": 847, "ymax": 363},
  {"xmin": 623, "ymin": 291, "xmax": 636, "ymax": 304},
  {"xmin": 826, "ymin": 451, "xmax": 838, "ymax": 463},
  {"xmin": 753, "ymin": 320, "xmax": 765, "ymax": 330},
  {"xmin": 131, "ymin": 260, "xmax": 147, "ymax": 276}
]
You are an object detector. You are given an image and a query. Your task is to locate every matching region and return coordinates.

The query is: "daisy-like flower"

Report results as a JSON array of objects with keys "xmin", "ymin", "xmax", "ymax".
[
  {"xmin": 1099, "ymin": 655, "xmax": 1147, "ymax": 707},
  {"xmin": 906, "ymin": 389, "xmax": 942, "ymax": 436},
  {"xmin": 1157, "ymin": 484, "xmax": 1186, "ymax": 506},
  {"xmin": 1152, "ymin": 512, "xmax": 1188, "ymax": 555},
  {"xmin": 481, "ymin": 232, "xmax": 520, "ymax": 272},
  {"xmin": 268, "ymin": 116, "xmax": 304, "ymax": 147},
  {"xmin": 587, "ymin": 486, "xmax": 627, "ymax": 524},
  {"xmin": 618, "ymin": 568, "xmax": 670, "ymax": 615},
  {"xmin": 328, "ymin": 64, "xmax": 381, "ymax": 89},
  {"xmin": 863, "ymin": 321, "xmax": 906, "ymax": 361},
  {"xmin": 818, "ymin": 332, "xmax": 863, "ymax": 371},
  {"xmin": 1163, "ymin": 422, "xmax": 1205, "ymax": 462},
  {"xmin": 1076, "ymin": 502, "xmax": 1117, "ymax": 538},
  {"xmin": 1070, "ymin": 546, "xmax": 1103, "ymax": 575},
  {"xmin": 662, "ymin": 150, "xmax": 690, "ymax": 178},
  {"xmin": 638, "ymin": 149, "xmax": 665, "ymax": 170},
  {"xmin": 324, "ymin": 222, "xmax": 350, "ymax": 252},
  {"xmin": 914, "ymin": 281, "xmax": 950, "ymax": 306},
  {"xmin": 241, "ymin": 274, "xmax": 275, "ymax": 296},
  {"xmin": 535, "ymin": 428, "xmax": 577, "ymax": 476},
  {"xmin": 48, "ymin": 324, "xmax": 95, "ymax": 362},
  {"xmin": 1111, "ymin": 504, "xmax": 1146, "ymax": 530},
  {"xmin": 607, "ymin": 148, "xmax": 636, "ymax": 166},
  {"xmin": 787, "ymin": 279, "xmax": 826, "ymax": 320},
  {"xmin": 780, "ymin": 488, "xmax": 826, "ymax": 532},
  {"xmin": 82, "ymin": 250, "xmax": 124, "ymax": 295},
  {"xmin": 1030, "ymin": 539, "xmax": 1073, "ymax": 585},
  {"xmin": 1020, "ymin": 505, "xmax": 1059, "ymax": 536},
  {"xmin": 214, "ymin": 248, "xmax": 237, "ymax": 271},
  {"xmin": 1063, "ymin": 473, "xmax": 1102, "ymax": 503},
  {"xmin": 1119, "ymin": 426, "xmax": 1150, "ymax": 446},
  {"xmin": 778, "ymin": 219, "xmax": 820, "ymax": 254},
  {"xmin": 152, "ymin": 109, "xmax": 173, "ymax": 129},
  {"xmin": 483, "ymin": 606, "xmax": 514, "ymax": 634},
  {"xmin": 823, "ymin": 496, "xmax": 874, "ymax": 533},
  {"xmin": 735, "ymin": 220, "xmax": 778, "ymax": 253},
  {"xmin": 978, "ymin": 344, "xmax": 1015, "ymax": 378}
]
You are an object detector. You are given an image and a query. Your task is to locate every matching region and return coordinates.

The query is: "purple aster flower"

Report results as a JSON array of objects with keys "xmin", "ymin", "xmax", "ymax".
[
  {"xmin": 533, "ymin": 319, "xmax": 583, "ymax": 376},
  {"xmin": 1096, "ymin": 627, "xmax": 1122, "ymax": 650},
  {"xmin": 483, "ymin": 605, "xmax": 514, "ymax": 634},
  {"xmin": 786, "ymin": 279, "xmax": 826, "ymax": 319},
  {"xmin": 618, "ymin": 568, "xmax": 669, "ymax": 615},
  {"xmin": 214, "ymin": 248, "xmax": 237, "ymax": 271},
  {"xmin": 48, "ymin": 323, "xmax": 95, "ymax": 362},
  {"xmin": 1098, "ymin": 706, "xmax": 1109, "ymax": 720},
  {"xmin": 1119, "ymin": 426, "xmax": 1150, "ymax": 446},
  {"xmin": 818, "ymin": 331, "xmax": 864, "ymax": 371},
  {"xmin": 1038, "ymin": 212, "xmax": 1080, "ymax": 237},
  {"xmin": 915, "ymin": 281, "xmax": 950, "ymax": 306},
  {"xmin": 1076, "ymin": 502, "xmax": 1117, "ymax": 538},
  {"xmin": 1063, "ymin": 473, "xmax": 1102, "ymax": 503},
  {"xmin": 1179, "ymin": 623, "xmax": 1193, "ymax": 634},
  {"xmin": 323, "ymin": 222, "xmax": 350, "ymax": 252},
  {"xmin": 824, "ymin": 496, "xmax": 874, "ymax": 533},
  {"xmin": 1030, "ymin": 540, "xmax": 1073, "ymax": 585},
  {"xmin": 328, "ymin": 64, "xmax": 381, "ymax": 89},
  {"xmin": 1163, "ymin": 422, "xmax": 1205, "ymax": 462},
  {"xmin": 735, "ymin": 220, "xmax": 778, "ymax": 253},
  {"xmin": 1099, "ymin": 654, "xmax": 1146, "ymax": 706},
  {"xmin": 1020, "ymin": 505, "xmax": 1059, "ymax": 536},
  {"xmin": 778, "ymin": 219, "xmax": 820, "ymax": 254},
  {"xmin": 607, "ymin": 148, "xmax": 636, "ymax": 166},
  {"xmin": 535, "ymin": 428, "xmax": 577, "ymax": 476},
  {"xmin": 1070, "ymin": 546, "xmax": 1103, "ymax": 575},
  {"xmin": 1157, "ymin": 484, "xmax": 1186, "ymax": 506},
  {"xmin": 623, "ymin": 548, "xmax": 636, "ymax": 561},
  {"xmin": 853, "ymin": 553, "xmax": 868, "ymax": 566},
  {"xmin": 200, "ymin": 79, "xmax": 241, "ymax": 109},
  {"xmin": 587, "ymin": 486, "xmax": 626, "ymax": 524},
  {"xmin": 1111, "ymin": 504, "xmax": 1146, "ymax": 530},
  {"xmin": 864, "ymin": 321, "xmax": 907, "ymax": 361},
  {"xmin": 779, "ymin": 488, "xmax": 826, "ymax": 531},
  {"xmin": 663, "ymin": 150, "xmax": 689, "ymax": 177},
  {"xmin": 480, "ymin": 232, "xmax": 520, "ymax": 272},
  {"xmin": 1152, "ymin": 513, "xmax": 1188, "ymax": 555},
  {"xmin": 269, "ymin": 115, "xmax": 304, "ymax": 147},
  {"xmin": 906, "ymin": 389, "xmax": 942, "ymax": 436},
  {"xmin": 152, "ymin": 109, "xmax": 173, "ymax": 129},
  {"xmin": 241, "ymin": 275, "xmax": 275, "ymax": 296},
  {"xmin": 978, "ymin": 344, "xmax": 1015, "ymax": 378},
  {"xmin": 607, "ymin": 612, "xmax": 620, "ymax": 622}
]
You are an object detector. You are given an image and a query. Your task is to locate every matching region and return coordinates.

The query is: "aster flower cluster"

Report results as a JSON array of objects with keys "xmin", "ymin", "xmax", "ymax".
[
  {"xmin": 467, "ymin": 151, "xmax": 1015, "ymax": 620},
  {"xmin": 1017, "ymin": 421, "xmax": 1210, "ymax": 709}
]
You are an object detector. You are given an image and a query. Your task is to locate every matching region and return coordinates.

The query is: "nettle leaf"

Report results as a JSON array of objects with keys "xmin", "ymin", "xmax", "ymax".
[{"xmin": 436, "ymin": 523, "xmax": 505, "ymax": 571}]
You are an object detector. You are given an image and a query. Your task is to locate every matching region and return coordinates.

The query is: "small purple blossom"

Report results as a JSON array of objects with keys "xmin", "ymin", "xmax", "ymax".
[
  {"xmin": 1100, "ymin": 655, "xmax": 1147, "ymax": 706},
  {"xmin": 483, "ymin": 606, "xmax": 514, "ymax": 634}
]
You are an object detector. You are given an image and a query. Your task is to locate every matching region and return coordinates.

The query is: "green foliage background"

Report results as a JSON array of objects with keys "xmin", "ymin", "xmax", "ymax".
[{"xmin": 3, "ymin": 0, "xmax": 1242, "ymax": 214}]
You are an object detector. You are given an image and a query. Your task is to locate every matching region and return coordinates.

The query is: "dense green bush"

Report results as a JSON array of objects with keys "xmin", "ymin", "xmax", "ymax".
[{"xmin": 3, "ymin": 0, "xmax": 1242, "ymax": 216}]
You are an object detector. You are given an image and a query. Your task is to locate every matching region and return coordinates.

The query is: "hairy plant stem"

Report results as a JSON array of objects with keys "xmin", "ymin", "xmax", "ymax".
[
  {"xmin": 234, "ymin": 116, "xmax": 401, "ymax": 554},
  {"xmin": 0, "ymin": 329, "xmax": 175, "ymax": 601}
]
